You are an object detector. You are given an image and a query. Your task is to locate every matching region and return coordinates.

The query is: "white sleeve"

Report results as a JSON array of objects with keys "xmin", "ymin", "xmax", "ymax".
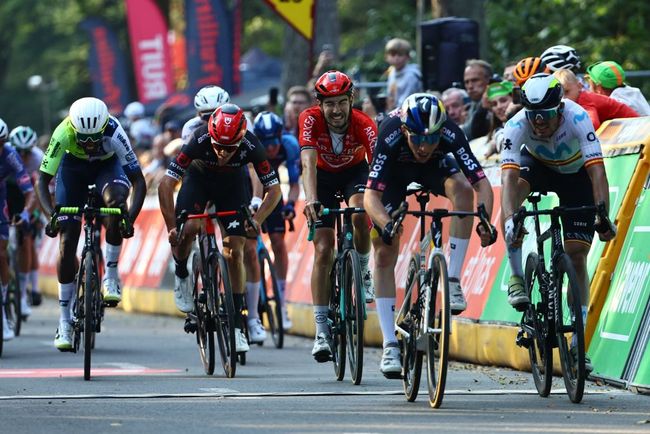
[{"xmin": 500, "ymin": 113, "xmax": 527, "ymax": 170}]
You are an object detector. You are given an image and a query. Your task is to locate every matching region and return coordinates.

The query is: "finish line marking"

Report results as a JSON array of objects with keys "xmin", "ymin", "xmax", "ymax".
[{"xmin": 0, "ymin": 368, "xmax": 181, "ymax": 379}]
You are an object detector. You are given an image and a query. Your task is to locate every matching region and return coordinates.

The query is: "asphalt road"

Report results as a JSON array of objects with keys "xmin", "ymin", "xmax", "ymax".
[{"xmin": 1, "ymin": 299, "xmax": 648, "ymax": 434}]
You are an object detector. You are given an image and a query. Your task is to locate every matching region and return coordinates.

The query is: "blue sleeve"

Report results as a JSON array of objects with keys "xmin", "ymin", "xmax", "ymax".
[
  {"xmin": 282, "ymin": 134, "xmax": 301, "ymax": 184},
  {"xmin": 7, "ymin": 147, "xmax": 33, "ymax": 193}
]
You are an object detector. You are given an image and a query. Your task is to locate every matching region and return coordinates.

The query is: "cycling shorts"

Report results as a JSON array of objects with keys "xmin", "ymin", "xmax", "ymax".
[
  {"xmin": 315, "ymin": 161, "xmax": 368, "ymax": 229},
  {"xmin": 519, "ymin": 148, "xmax": 595, "ymax": 245},
  {"xmin": 175, "ymin": 166, "xmax": 248, "ymax": 237},
  {"xmin": 261, "ymin": 199, "xmax": 286, "ymax": 234}
]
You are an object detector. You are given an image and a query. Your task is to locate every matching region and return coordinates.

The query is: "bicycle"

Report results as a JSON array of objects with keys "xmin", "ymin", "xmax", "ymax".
[
  {"xmin": 308, "ymin": 196, "xmax": 366, "ymax": 385},
  {"xmin": 47, "ymin": 185, "xmax": 131, "ymax": 381},
  {"xmin": 513, "ymin": 193, "xmax": 609, "ymax": 403},
  {"xmin": 256, "ymin": 234, "xmax": 284, "ymax": 349},
  {"xmin": 177, "ymin": 206, "xmax": 253, "ymax": 378},
  {"xmin": 5, "ymin": 221, "xmax": 22, "ymax": 338},
  {"xmin": 392, "ymin": 186, "xmax": 494, "ymax": 408}
]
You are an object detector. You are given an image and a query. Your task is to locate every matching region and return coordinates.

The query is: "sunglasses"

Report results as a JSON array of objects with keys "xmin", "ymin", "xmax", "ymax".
[
  {"xmin": 76, "ymin": 131, "xmax": 104, "ymax": 144},
  {"xmin": 525, "ymin": 106, "xmax": 560, "ymax": 123},
  {"xmin": 407, "ymin": 130, "xmax": 440, "ymax": 147},
  {"xmin": 211, "ymin": 139, "xmax": 240, "ymax": 153}
]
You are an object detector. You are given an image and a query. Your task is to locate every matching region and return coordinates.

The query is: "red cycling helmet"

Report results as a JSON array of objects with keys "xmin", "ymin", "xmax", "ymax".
[
  {"xmin": 208, "ymin": 103, "xmax": 247, "ymax": 150},
  {"xmin": 314, "ymin": 70, "xmax": 353, "ymax": 99}
]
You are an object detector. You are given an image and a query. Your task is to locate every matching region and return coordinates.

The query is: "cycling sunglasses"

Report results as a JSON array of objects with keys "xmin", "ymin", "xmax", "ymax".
[
  {"xmin": 406, "ymin": 130, "xmax": 440, "ymax": 147},
  {"xmin": 524, "ymin": 106, "xmax": 560, "ymax": 123},
  {"xmin": 76, "ymin": 131, "xmax": 104, "ymax": 144},
  {"xmin": 211, "ymin": 138, "xmax": 240, "ymax": 153}
]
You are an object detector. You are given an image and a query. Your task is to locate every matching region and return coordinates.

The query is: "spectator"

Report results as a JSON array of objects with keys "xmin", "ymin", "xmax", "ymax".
[
  {"xmin": 441, "ymin": 87, "xmax": 469, "ymax": 126},
  {"xmin": 384, "ymin": 38, "xmax": 422, "ymax": 111},
  {"xmin": 554, "ymin": 70, "xmax": 639, "ymax": 131},
  {"xmin": 143, "ymin": 120, "xmax": 181, "ymax": 189},
  {"xmin": 484, "ymin": 80, "xmax": 514, "ymax": 159},
  {"xmin": 462, "ymin": 59, "xmax": 493, "ymax": 140},
  {"xmin": 124, "ymin": 101, "xmax": 158, "ymax": 153},
  {"xmin": 586, "ymin": 61, "xmax": 650, "ymax": 116},
  {"xmin": 502, "ymin": 61, "xmax": 518, "ymax": 83},
  {"xmin": 283, "ymin": 86, "xmax": 313, "ymax": 138}
]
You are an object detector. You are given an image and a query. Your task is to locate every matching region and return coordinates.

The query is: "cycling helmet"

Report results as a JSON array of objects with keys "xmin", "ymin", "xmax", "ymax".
[
  {"xmin": 69, "ymin": 97, "xmax": 109, "ymax": 135},
  {"xmin": 9, "ymin": 126, "xmax": 37, "ymax": 150},
  {"xmin": 208, "ymin": 103, "xmax": 247, "ymax": 149},
  {"xmin": 194, "ymin": 85, "xmax": 230, "ymax": 120},
  {"xmin": 513, "ymin": 57, "xmax": 543, "ymax": 86},
  {"xmin": 253, "ymin": 111, "xmax": 283, "ymax": 142},
  {"xmin": 0, "ymin": 118, "xmax": 8, "ymax": 140},
  {"xmin": 123, "ymin": 101, "xmax": 145, "ymax": 119},
  {"xmin": 540, "ymin": 45, "xmax": 581, "ymax": 72},
  {"xmin": 314, "ymin": 70, "xmax": 353, "ymax": 100},
  {"xmin": 520, "ymin": 73, "xmax": 564, "ymax": 110},
  {"xmin": 399, "ymin": 93, "xmax": 447, "ymax": 135}
]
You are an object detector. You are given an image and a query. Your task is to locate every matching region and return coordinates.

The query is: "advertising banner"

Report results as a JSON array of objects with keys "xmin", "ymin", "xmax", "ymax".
[
  {"xmin": 125, "ymin": 0, "xmax": 174, "ymax": 104},
  {"xmin": 80, "ymin": 18, "xmax": 132, "ymax": 114}
]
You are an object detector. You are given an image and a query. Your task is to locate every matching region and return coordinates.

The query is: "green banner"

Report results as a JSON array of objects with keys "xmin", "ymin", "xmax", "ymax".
[
  {"xmin": 590, "ymin": 189, "xmax": 650, "ymax": 380},
  {"xmin": 586, "ymin": 154, "xmax": 639, "ymax": 277},
  {"xmin": 632, "ymin": 334, "xmax": 650, "ymax": 390}
]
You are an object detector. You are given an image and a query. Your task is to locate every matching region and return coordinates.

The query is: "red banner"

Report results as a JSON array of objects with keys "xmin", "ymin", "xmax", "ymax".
[{"xmin": 125, "ymin": 0, "xmax": 174, "ymax": 104}]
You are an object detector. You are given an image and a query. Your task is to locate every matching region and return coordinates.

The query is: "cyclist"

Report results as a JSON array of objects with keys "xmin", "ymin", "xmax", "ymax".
[
  {"xmin": 8, "ymin": 126, "xmax": 45, "ymax": 317},
  {"xmin": 300, "ymin": 70, "xmax": 377, "ymax": 363},
  {"xmin": 253, "ymin": 111, "xmax": 300, "ymax": 330},
  {"xmin": 513, "ymin": 57, "xmax": 543, "ymax": 87},
  {"xmin": 181, "ymin": 85, "xmax": 231, "ymax": 145},
  {"xmin": 540, "ymin": 45, "xmax": 581, "ymax": 74},
  {"xmin": 364, "ymin": 93, "xmax": 496, "ymax": 377},
  {"xmin": 0, "ymin": 118, "xmax": 37, "ymax": 341},
  {"xmin": 500, "ymin": 73, "xmax": 616, "ymax": 372},
  {"xmin": 159, "ymin": 103, "xmax": 281, "ymax": 355},
  {"xmin": 37, "ymin": 97, "xmax": 145, "ymax": 351}
]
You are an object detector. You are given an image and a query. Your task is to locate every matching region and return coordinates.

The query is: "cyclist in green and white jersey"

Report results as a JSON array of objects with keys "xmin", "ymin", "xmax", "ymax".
[{"xmin": 36, "ymin": 97, "xmax": 146, "ymax": 351}]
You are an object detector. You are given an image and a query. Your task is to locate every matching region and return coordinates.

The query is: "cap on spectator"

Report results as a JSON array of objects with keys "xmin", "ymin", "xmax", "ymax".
[
  {"xmin": 586, "ymin": 61, "xmax": 626, "ymax": 89},
  {"xmin": 164, "ymin": 120, "xmax": 180, "ymax": 132},
  {"xmin": 487, "ymin": 81, "xmax": 514, "ymax": 101},
  {"xmin": 124, "ymin": 101, "xmax": 145, "ymax": 119}
]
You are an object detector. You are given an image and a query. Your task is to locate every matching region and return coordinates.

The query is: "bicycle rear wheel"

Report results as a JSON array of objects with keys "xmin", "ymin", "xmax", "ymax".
[
  {"xmin": 193, "ymin": 251, "xmax": 215, "ymax": 375},
  {"xmin": 82, "ymin": 251, "xmax": 97, "ymax": 381},
  {"xmin": 401, "ymin": 256, "xmax": 423, "ymax": 402},
  {"xmin": 213, "ymin": 254, "xmax": 237, "ymax": 378},
  {"xmin": 10, "ymin": 255, "xmax": 22, "ymax": 336},
  {"xmin": 258, "ymin": 248, "xmax": 284, "ymax": 349},
  {"xmin": 344, "ymin": 250, "xmax": 364, "ymax": 385},
  {"xmin": 330, "ymin": 258, "xmax": 346, "ymax": 381},
  {"xmin": 524, "ymin": 252, "xmax": 553, "ymax": 397},
  {"xmin": 426, "ymin": 253, "xmax": 450, "ymax": 408},
  {"xmin": 555, "ymin": 253, "xmax": 585, "ymax": 403}
]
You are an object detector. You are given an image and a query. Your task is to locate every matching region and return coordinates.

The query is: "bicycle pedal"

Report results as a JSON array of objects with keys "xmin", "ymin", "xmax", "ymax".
[
  {"xmin": 514, "ymin": 301, "xmax": 530, "ymax": 312},
  {"xmin": 515, "ymin": 330, "xmax": 531, "ymax": 348},
  {"xmin": 184, "ymin": 318, "xmax": 197, "ymax": 334},
  {"xmin": 103, "ymin": 300, "xmax": 119, "ymax": 308},
  {"xmin": 382, "ymin": 371, "xmax": 403, "ymax": 380},
  {"xmin": 197, "ymin": 292, "xmax": 207, "ymax": 304}
]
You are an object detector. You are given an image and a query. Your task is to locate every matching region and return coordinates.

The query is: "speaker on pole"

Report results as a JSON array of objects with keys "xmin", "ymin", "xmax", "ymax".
[{"xmin": 420, "ymin": 17, "xmax": 480, "ymax": 92}]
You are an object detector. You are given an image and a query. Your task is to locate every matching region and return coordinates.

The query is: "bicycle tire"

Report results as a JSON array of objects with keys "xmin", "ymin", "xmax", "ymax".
[
  {"xmin": 258, "ymin": 248, "xmax": 284, "ymax": 349},
  {"xmin": 0, "ymin": 296, "xmax": 4, "ymax": 357},
  {"xmin": 401, "ymin": 256, "xmax": 422, "ymax": 402},
  {"xmin": 83, "ymin": 251, "xmax": 96, "ymax": 381},
  {"xmin": 524, "ymin": 252, "xmax": 553, "ymax": 397},
  {"xmin": 555, "ymin": 253, "xmax": 585, "ymax": 403},
  {"xmin": 91, "ymin": 247, "xmax": 105, "ymax": 350},
  {"xmin": 426, "ymin": 253, "xmax": 450, "ymax": 408},
  {"xmin": 330, "ymin": 258, "xmax": 346, "ymax": 381},
  {"xmin": 10, "ymin": 256, "xmax": 22, "ymax": 336},
  {"xmin": 193, "ymin": 250, "xmax": 215, "ymax": 375},
  {"xmin": 213, "ymin": 254, "xmax": 237, "ymax": 378},
  {"xmin": 344, "ymin": 249, "xmax": 364, "ymax": 385}
]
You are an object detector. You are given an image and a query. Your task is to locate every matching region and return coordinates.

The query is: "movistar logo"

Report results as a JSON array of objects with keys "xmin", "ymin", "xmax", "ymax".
[
  {"xmin": 573, "ymin": 111, "xmax": 588, "ymax": 124},
  {"xmin": 534, "ymin": 142, "xmax": 572, "ymax": 160}
]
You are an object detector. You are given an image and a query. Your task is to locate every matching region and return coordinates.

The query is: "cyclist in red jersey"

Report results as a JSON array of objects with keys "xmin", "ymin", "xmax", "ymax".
[{"xmin": 300, "ymin": 70, "xmax": 377, "ymax": 363}]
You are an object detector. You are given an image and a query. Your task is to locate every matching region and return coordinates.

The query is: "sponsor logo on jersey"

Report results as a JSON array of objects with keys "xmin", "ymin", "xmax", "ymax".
[
  {"xmin": 257, "ymin": 160, "xmax": 272, "ymax": 175},
  {"xmin": 503, "ymin": 138, "xmax": 513, "ymax": 151},
  {"xmin": 227, "ymin": 220, "xmax": 240, "ymax": 229},
  {"xmin": 384, "ymin": 129, "xmax": 402, "ymax": 146},
  {"xmin": 441, "ymin": 126, "xmax": 455, "ymax": 141},
  {"xmin": 368, "ymin": 153, "xmax": 387, "ymax": 178},
  {"xmin": 176, "ymin": 152, "xmax": 191, "ymax": 168},
  {"xmin": 301, "ymin": 115, "xmax": 316, "ymax": 142},
  {"xmin": 321, "ymin": 153, "xmax": 355, "ymax": 168}
]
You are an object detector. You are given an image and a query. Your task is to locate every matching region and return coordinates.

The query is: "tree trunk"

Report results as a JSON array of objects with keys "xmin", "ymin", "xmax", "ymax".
[{"xmin": 431, "ymin": 0, "xmax": 487, "ymax": 59}]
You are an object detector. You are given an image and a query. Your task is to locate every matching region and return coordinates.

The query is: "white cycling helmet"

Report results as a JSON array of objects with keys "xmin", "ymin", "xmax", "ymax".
[
  {"xmin": 540, "ymin": 45, "xmax": 581, "ymax": 72},
  {"xmin": 123, "ymin": 101, "xmax": 145, "ymax": 119},
  {"xmin": 9, "ymin": 126, "xmax": 38, "ymax": 150},
  {"xmin": 194, "ymin": 85, "xmax": 230, "ymax": 120},
  {"xmin": 0, "ymin": 118, "xmax": 8, "ymax": 140},
  {"xmin": 69, "ymin": 97, "xmax": 110, "ymax": 135}
]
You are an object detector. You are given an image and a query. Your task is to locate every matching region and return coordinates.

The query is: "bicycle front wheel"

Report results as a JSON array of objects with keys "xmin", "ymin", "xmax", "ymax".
[
  {"xmin": 9, "ymin": 258, "xmax": 21, "ymax": 336},
  {"xmin": 426, "ymin": 253, "xmax": 450, "ymax": 408},
  {"xmin": 193, "ymin": 251, "xmax": 215, "ymax": 375},
  {"xmin": 213, "ymin": 254, "xmax": 237, "ymax": 378},
  {"xmin": 330, "ymin": 258, "xmax": 346, "ymax": 381},
  {"xmin": 258, "ymin": 248, "xmax": 284, "ymax": 349},
  {"xmin": 344, "ymin": 250, "xmax": 364, "ymax": 385},
  {"xmin": 524, "ymin": 252, "xmax": 553, "ymax": 397},
  {"xmin": 555, "ymin": 253, "xmax": 585, "ymax": 404},
  {"xmin": 401, "ymin": 256, "xmax": 423, "ymax": 402},
  {"xmin": 82, "ymin": 251, "xmax": 97, "ymax": 381}
]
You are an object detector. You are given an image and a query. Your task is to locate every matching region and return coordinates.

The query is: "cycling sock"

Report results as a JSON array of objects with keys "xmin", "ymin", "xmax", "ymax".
[
  {"xmin": 245, "ymin": 281, "xmax": 261, "ymax": 321},
  {"xmin": 376, "ymin": 297, "xmax": 397, "ymax": 347},
  {"xmin": 1, "ymin": 284, "xmax": 7, "ymax": 303},
  {"xmin": 105, "ymin": 242, "xmax": 121, "ymax": 280},
  {"xmin": 233, "ymin": 293, "xmax": 245, "ymax": 329},
  {"xmin": 507, "ymin": 245, "xmax": 524, "ymax": 277},
  {"xmin": 448, "ymin": 237, "xmax": 470, "ymax": 280},
  {"xmin": 571, "ymin": 306, "xmax": 589, "ymax": 348},
  {"xmin": 19, "ymin": 273, "xmax": 29, "ymax": 298},
  {"xmin": 358, "ymin": 252, "xmax": 370, "ymax": 273},
  {"xmin": 173, "ymin": 255, "xmax": 189, "ymax": 278},
  {"xmin": 29, "ymin": 270, "xmax": 39, "ymax": 293},
  {"xmin": 58, "ymin": 282, "xmax": 75, "ymax": 321},
  {"xmin": 277, "ymin": 280, "xmax": 286, "ymax": 306},
  {"xmin": 314, "ymin": 305, "xmax": 329, "ymax": 335}
]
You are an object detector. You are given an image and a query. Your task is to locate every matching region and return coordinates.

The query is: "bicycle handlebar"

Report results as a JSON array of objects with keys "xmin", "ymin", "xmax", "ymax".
[
  {"xmin": 46, "ymin": 204, "xmax": 129, "ymax": 238},
  {"xmin": 306, "ymin": 205, "xmax": 366, "ymax": 242},
  {"xmin": 175, "ymin": 206, "xmax": 252, "ymax": 244},
  {"xmin": 512, "ymin": 201, "xmax": 609, "ymax": 240}
]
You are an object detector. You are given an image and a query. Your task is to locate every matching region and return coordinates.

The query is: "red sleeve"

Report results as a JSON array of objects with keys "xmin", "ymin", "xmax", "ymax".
[
  {"xmin": 298, "ymin": 107, "xmax": 319, "ymax": 151},
  {"xmin": 353, "ymin": 110, "xmax": 378, "ymax": 161}
]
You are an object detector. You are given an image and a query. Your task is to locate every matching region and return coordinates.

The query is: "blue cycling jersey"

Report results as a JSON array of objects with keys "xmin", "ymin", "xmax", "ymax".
[
  {"xmin": 267, "ymin": 133, "xmax": 300, "ymax": 184},
  {"xmin": 0, "ymin": 143, "xmax": 33, "ymax": 193}
]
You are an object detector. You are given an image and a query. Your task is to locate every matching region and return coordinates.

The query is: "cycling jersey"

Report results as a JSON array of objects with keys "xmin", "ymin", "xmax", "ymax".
[
  {"xmin": 501, "ymin": 99, "xmax": 603, "ymax": 174},
  {"xmin": 19, "ymin": 147, "xmax": 44, "ymax": 175},
  {"xmin": 40, "ymin": 116, "xmax": 140, "ymax": 176},
  {"xmin": 366, "ymin": 114, "xmax": 486, "ymax": 192},
  {"xmin": 0, "ymin": 144, "xmax": 33, "ymax": 193},
  {"xmin": 298, "ymin": 107, "xmax": 376, "ymax": 172},
  {"xmin": 267, "ymin": 133, "xmax": 300, "ymax": 184},
  {"xmin": 166, "ymin": 125, "xmax": 279, "ymax": 189}
]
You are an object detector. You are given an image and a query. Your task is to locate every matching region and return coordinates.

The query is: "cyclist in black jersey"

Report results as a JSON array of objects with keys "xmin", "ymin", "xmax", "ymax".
[{"xmin": 364, "ymin": 93, "xmax": 496, "ymax": 377}]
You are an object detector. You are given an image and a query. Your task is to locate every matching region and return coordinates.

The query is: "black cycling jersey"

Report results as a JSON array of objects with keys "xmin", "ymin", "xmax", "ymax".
[
  {"xmin": 366, "ymin": 115, "xmax": 486, "ymax": 192},
  {"xmin": 165, "ymin": 126, "xmax": 279, "ymax": 188}
]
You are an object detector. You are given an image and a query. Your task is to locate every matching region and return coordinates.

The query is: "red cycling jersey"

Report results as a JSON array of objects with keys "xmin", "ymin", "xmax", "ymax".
[{"xmin": 298, "ymin": 106, "xmax": 377, "ymax": 173}]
